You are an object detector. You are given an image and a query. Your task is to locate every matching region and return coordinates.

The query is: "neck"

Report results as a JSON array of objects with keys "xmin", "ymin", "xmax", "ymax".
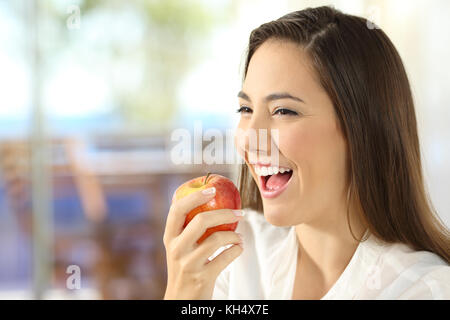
[{"xmin": 294, "ymin": 200, "xmax": 367, "ymax": 285}]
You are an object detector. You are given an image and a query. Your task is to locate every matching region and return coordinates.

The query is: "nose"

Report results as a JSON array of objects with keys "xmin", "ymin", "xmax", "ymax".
[{"xmin": 234, "ymin": 118, "xmax": 279, "ymax": 164}]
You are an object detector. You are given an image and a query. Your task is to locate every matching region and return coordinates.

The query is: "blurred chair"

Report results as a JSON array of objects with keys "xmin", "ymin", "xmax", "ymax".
[
  {"xmin": 0, "ymin": 138, "xmax": 107, "ymax": 228},
  {"xmin": 0, "ymin": 140, "xmax": 33, "ymax": 235},
  {"xmin": 0, "ymin": 138, "xmax": 107, "ymax": 294},
  {"xmin": 0, "ymin": 137, "xmax": 168, "ymax": 299}
]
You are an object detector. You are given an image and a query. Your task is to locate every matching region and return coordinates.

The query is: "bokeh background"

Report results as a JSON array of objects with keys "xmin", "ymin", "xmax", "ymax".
[{"xmin": 0, "ymin": 0, "xmax": 449, "ymax": 299}]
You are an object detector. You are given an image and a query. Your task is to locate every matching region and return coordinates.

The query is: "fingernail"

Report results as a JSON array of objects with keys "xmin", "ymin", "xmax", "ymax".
[
  {"xmin": 202, "ymin": 187, "xmax": 216, "ymax": 195},
  {"xmin": 232, "ymin": 210, "xmax": 244, "ymax": 216}
]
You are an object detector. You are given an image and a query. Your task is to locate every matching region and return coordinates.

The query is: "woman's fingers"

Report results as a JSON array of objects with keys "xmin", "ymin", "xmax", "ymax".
[
  {"xmin": 163, "ymin": 185, "xmax": 245, "ymax": 300},
  {"xmin": 178, "ymin": 209, "xmax": 244, "ymax": 247},
  {"xmin": 164, "ymin": 187, "xmax": 216, "ymax": 244},
  {"xmin": 205, "ymin": 243, "xmax": 244, "ymax": 277},
  {"xmin": 188, "ymin": 231, "xmax": 243, "ymax": 266}
]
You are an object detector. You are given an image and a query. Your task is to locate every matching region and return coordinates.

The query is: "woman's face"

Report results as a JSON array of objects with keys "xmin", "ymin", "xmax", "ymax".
[{"xmin": 235, "ymin": 39, "xmax": 349, "ymax": 227}]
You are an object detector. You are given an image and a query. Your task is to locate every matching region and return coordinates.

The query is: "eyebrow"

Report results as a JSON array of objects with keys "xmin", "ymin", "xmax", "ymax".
[{"xmin": 237, "ymin": 91, "xmax": 305, "ymax": 103}]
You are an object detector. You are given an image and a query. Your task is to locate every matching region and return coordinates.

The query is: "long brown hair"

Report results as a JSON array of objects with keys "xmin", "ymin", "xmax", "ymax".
[{"xmin": 237, "ymin": 6, "xmax": 450, "ymax": 263}]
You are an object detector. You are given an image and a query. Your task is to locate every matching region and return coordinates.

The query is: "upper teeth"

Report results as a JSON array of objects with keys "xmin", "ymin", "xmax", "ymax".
[{"xmin": 254, "ymin": 165, "xmax": 292, "ymax": 176}]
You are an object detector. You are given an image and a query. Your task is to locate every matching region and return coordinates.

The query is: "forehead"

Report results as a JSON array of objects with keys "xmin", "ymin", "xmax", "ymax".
[{"xmin": 243, "ymin": 39, "xmax": 319, "ymax": 98}]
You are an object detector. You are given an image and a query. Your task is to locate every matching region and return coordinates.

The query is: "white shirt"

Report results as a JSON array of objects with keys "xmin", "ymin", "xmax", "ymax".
[{"xmin": 212, "ymin": 209, "xmax": 450, "ymax": 300}]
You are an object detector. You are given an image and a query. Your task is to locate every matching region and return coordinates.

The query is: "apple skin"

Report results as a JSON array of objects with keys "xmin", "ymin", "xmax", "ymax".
[{"xmin": 173, "ymin": 174, "xmax": 241, "ymax": 244}]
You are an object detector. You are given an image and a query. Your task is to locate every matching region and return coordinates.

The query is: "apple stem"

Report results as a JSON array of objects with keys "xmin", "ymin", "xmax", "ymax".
[{"xmin": 204, "ymin": 172, "xmax": 211, "ymax": 185}]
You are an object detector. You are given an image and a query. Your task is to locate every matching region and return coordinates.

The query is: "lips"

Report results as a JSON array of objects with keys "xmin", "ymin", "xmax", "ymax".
[{"xmin": 257, "ymin": 169, "xmax": 293, "ymax": 199}]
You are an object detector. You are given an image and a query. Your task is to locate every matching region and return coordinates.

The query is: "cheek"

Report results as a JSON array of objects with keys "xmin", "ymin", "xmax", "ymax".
[
  {"xmin": 278, "ymin": 119, "xmax": 347, "ymax": 176},
  {"xmin": 277, "ymin": 123, "xmax": 315, "ymax": 163}
]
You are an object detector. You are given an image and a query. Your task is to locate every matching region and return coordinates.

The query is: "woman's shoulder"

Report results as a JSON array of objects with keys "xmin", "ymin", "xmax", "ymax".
[
  {"xmin": 359, "ymin": 235, "xmax": 450, "ymax": 299},
  {"xmin": 376, "ymin": 237, "xmax": 449, "ymax": 271}
]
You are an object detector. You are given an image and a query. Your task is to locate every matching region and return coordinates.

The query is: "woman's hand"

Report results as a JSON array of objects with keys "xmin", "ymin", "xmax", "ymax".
[{"xmin": 163, "ymin": 187, "xmax": 244, "ymax": 299}]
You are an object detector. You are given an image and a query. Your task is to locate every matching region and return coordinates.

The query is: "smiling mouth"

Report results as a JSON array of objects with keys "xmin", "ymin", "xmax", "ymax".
[{"xmin": 254, "ymin": 165, "xmax": 293, "ymax": 199}]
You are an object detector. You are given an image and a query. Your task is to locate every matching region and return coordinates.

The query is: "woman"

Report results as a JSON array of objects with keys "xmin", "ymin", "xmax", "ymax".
[{"xmin": 163, "ymin": 6, "xmax": 450, "ymax": 299}]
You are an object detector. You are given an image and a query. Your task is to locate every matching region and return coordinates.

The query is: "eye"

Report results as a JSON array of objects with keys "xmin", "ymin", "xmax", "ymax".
[
  {"xmin": 236, "ymin": 106, "xmax": 253, "ymax": 114},
  {"xmin": 273, "ymin": 108, "xmax": 298, "ymax": 116}
]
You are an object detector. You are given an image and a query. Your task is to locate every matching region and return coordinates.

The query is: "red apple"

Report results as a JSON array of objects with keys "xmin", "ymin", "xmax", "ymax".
[{"xmin": 173, "ymin": 173, "xmax": 241, "ymax": 244}]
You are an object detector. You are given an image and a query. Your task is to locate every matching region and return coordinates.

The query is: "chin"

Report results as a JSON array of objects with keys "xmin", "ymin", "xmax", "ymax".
[{"xmin": 263, "ymin": 205, "xmax": 296, "ymax": 227}]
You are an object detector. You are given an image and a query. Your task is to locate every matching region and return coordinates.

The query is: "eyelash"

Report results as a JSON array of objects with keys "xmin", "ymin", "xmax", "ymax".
[{"xmin": 236, "ymin": 106, "xmax": 299, "ymax": 116}]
